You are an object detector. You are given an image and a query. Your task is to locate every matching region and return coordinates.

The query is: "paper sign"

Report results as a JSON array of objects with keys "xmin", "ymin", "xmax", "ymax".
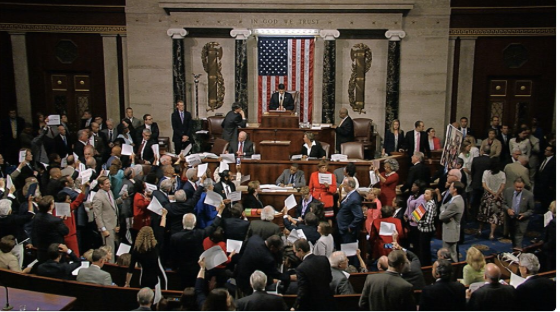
[
  {"xmin": 61, "ymin": 157, "xmax": 68, "ymax": 168},
  {"xmin": 220, "ymin": 154, "xmax": 235, "ymax": 164},
  {"xmin": 121, "ymin": 144, "xmax": 134, "ymax": 156},
  {"xmin": 341, "ymin": 241, "xmax": 359, "ymax": 257},
  {"xmin": 369, "ymin": 170, "xmax": 380, "ymax": 186},
  {"xmin": 87, "ymin": 191, "xmax": 97, "ymax": 203},
  {"xmin": 379, "ymin": 222, "xmax": 397, "ymax": 236},
  {"xmin": 227, "ymin": 191, "xmax": 242, "ymax": 202},
  {"xmin": 291, "ymin": 154, "xmax": 302, "ymax": 161},
  {"xmin": 46, "ymin": 115, "xmax": 60, "ymax": 126},
  {"xmin": 72, "ymin": 261, "xmax": 90, "ymax": 276},
  {"xmin": 186, "ymin": 154, "xmax": 202, "ymax": 166},
  {"xmin": 318, "ymin": 173, "xmax": 332, "ymax": 184},
  {"xmin": 200, "ymin": 245, "xmax": 228, "ymax": 270},
  {"xmin": 181, "ymin": 144, "xmax": 192, "ymax": 156},
  {"xmin": 544, "ymin": 211, "xmax": 554, "ymax": 227},
  {"xmin": 54, "ymin": 203, "xmax": 71, "ymax": 217},
  {"xmin": 287, "ymin": 229, "xmax": 307, "ymax": 243},
  {"xmin": 116, "ymin": 243, "xmax": 131, "ymax": 256},
  {"xmin": 411, "ymin": 204, "xmax": 427, "ymax": 223},
  {"xmin": 79, "ymin": 169, "xmax": 93, "ymax": 185},
  {"xmin": 73, "ymin": 152, "xmax": 79, "ymax": 160},
  {"xmin": 284, "ymin": 194, "xmax": 297, "ymax": 210},
  {"xmin": 219, "ymin": 161, "xmax": 229, "ymax": 173},
  {"xmin": 204, "ymin": 191, "xmax": 223, "ymax": 207},
  {"xmin": 509, "ymin": 272, "xmax": 526, "ymax": 288},
  {"xmin": 145, "ymin": 183, "xmax": 158, "ymax": 193},
  {"xmin": 119, "ymin": 184, "xmax": 128, "ymax": 196},
  {"xmin": 251, "ymin": 154, "xmax": 261, "ymax": 160},
  {"xmin": 147, "ymin": 196, "xmax": 163, "ymax": 215},
  {"xmin": 240, "ymin": 175, "xmax": 250, "ymax": 183},
  {"xmin": 90, "ymin": 180, "xmax": 98, "ymax": 190},
  {"xmin": 226, "ymin": 239, "xmax": 243, "ymax": 253},
  {"xmin": 19, "ymin": 150, "xmax": 26, "ymax": 163},
  {"xmin": 469, "ymin": 282, "xmax": 485, "ymax": 293},
  {"xmin": 152, "ymin": 144, "xmax": 160, "ymax": 162},
  {"xmin": 154, "ymin": 279, "xmax": 162, "ymax": 304},
  {"xmin": 6, "ymin": 175, "xmax": 13, "ymax": 190},
  {"xmin": 197, "ymin": 163, "xmax": 208, "ymax": 177},
  {"xmin": 78, "ymin": 163, "xmax": 86, "ymax": 173}
]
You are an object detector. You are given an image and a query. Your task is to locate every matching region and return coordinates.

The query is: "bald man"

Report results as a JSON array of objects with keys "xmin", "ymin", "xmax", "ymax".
[
  {"xmin": 466, "ymin": 263, "xmax": 515, "ymax": 310},
  {"xmin": 333, "ymin": 108, "xmax": 354, "ymax": 153}
]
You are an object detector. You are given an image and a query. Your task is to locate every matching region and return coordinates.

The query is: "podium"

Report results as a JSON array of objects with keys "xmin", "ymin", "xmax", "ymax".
[
  {"xmin": 262, "ymin": 112, "xmax": 299, "ymax": 128},
  {"xmin": 259, "ymin": 140, "xmax": 291, "ymax": 160}
]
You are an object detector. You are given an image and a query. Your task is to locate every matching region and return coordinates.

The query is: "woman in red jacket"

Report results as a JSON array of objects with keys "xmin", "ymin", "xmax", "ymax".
[
  {"xmin": 372, "ymin": 158, "xmax": 400, "ymax": 206},
  {"xmin": 54, "ymin": 181, "xmax": 87, "ymax": 257},
  {"xmin": 132, "ymin": 180, "xmax": 151, "ymax": 244},
  {"xmin": 308, "ymin": 159, "xmax": 337, "ymax": 222}
]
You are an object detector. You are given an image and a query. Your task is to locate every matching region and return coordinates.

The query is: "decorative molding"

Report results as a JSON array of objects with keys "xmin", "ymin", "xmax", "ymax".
[
  {"xmin": 385, "ymin": 30, "xmax": 406, "ymax": 41},
  {"xmin": 450, "ymin": 28, "xmax": 555, "ymax": 37},
  {"xmin": 230, "ymin": 28, "xmax": 252, "ymax": 40},
  {"xmin": 319, "ymin": 29, "xmax": 340, "ymax": 41},
  {"xmin": 0, "ymin": 23, "xmax": 125, "ymax": 34},
  {"xmin": 167, "ymin": 28, "xmax": 188, "ymax": 39},
  {"xmin": 252, "ymin": 28, "xmax": 319, "ymax": 36}
]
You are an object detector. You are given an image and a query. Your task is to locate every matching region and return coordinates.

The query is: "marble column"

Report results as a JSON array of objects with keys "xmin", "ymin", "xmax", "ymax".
[
  {"xmin": 9, "ymin": 32, "xmax": 32, "ymax": 121},
  {"xmin": 102, "ymin": 34, "xmax": 120, "ymax": 122},
  {"xmin": 230, "ymin": 29, "xmax": 251, "ymax": 114},
  {"xmin": 121, "ymin": 34, "xmax": 130, "ymax": 109},
  {"xmin": 384, "ymin": 30, "xmax": 406, "ymax": 132},
  {"xmin": 319, "ymin": 30, "xmax": 340, "ymax": 124},
  {"xmin": 167, "ymin": 28, "xmax": 188, "ymax": 107},
  {"xmin": 456, "ymin": 37, "xmax": 477, "ymax": 122},
  {"xmin": 445, "ymin": 37, "xmax": 458, "ymax": 126}
]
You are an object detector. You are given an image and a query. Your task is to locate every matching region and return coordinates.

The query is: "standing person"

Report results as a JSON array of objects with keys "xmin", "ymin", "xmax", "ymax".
[
  {"xmin": 221, "ymin": 103, "xmax": 247, "ymax": 146},
  {"xmin": 404, "ymin": 120, "xmax": 431, "ymax": 160},
  {"xmin": 124, "ymin": 107, "xmax": 143, "ymax": 130},
  {"xmin": 426, "ymin": 128, "xmax": 442, "ymax": 151},
  {"xmin": 419, "ymin": 259, "xmax": 466, "ymax": 311},
  {"xmin": 534, "ymin": 145, "xmax": 555, "ymax": 212},
  {"xmin": 381, "ymin": 119, "xmax": 404, "ymax": 156},
  {"xmin": 509, "ymin": 126, "xmax": 531, "ymax": 157},
  {"xmin": 0, "ymin": 109, "xmax": 25, "ymax": 164},
  {"xmin": 335, "ymin": 177, "xmax": 363, "ymax": 264},
  {"xmin": 515, "ymin": 253, "xmax": 556, "ymax": 311},
  {"xmin": 373, "ymin": 158, "xmax": 399, "ymax": 206},
  {"xmin": 291, "ymin": 238, "xmax": 335, "ymax": 311},
  {"xmin": 125, "ymin": 225, "xmax": 168, "ymax": 289},
  {"xmin": 459, "ymin": 117, "xmax": 472, "ymax": 139},
  {"xmin": 480, "ymin": 129, "xmax": 502, "ymax": 158},
  {"xmin": 134, "ymin": 114, "xmax": 159, "ymax": 146},
  {"xmin": 476, "ymin": 158, "xmax": 506, "ymax": 240},
  {"xmin": 400, "ymin": 151, "xmax": 430, "ymax": 194},
  {"xmin": 333, "ymin": 108, "xmax": 354, "ymax": 153},
  {"xmin": 404, "ymin": 180, "xmax": 426, "ymax": 253},
  {"xmin": 171, "ymin": 100, "xmax": 192, "ymax": 154},
  {"xmin": 503, "ymin": 178, "xmax": 534, "ymax": 250},
  {"xmin": 308, "ymin": 160, "xmax": 337, "ymax": 221},
  {"xmin": 268, "ymin": 83, "xmax": 294, "ymax": 111},
  {"xmin": 313, "ymin": 221, "xmax": 335, "ymax": 257},
  {"xmin": 439, "ymin": 181, "xmax": 465, "ymax": 262},
  {"xmin": 497, "ymin": 124, "xmax": 512, "ymax": 165},
  {"xmin": 32, "ymin": 195, "xmax": 69, "ymax": 262},
  {"xmin": 131, "ymin": 180, "xmax": 151, "ymax": 244},
  {"xmin": 370, "ymin": 205, "xmax": 404, "ymax": 260},
  {"xmin": 417, "ymin": 188, "xmax": 437, "ymax": 266}
]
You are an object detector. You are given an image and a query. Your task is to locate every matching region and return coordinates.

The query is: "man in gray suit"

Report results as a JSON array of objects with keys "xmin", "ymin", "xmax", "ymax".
[
  {"xmin": 504, "ymin": 154, "xmax": 531, "ymax": 190},
  {"xmin": 439, "ymin": 181, "xmax": 465, "ymax": 262},
  {"xmin": 245, "ymin": 206, "xmax": 281, "ymax": 241},
  {"xmin": 93, "ymin": 176, "xmax": 128, "ymax": 262},
  {"xmin": 359, "ymin": 249, "xmax": 415, "ymax": 311},
  {"xmin": 275, "ymin": 163, "xmax": 306, "ymax": 188},
  {"xmin": 77, "ymin": 249, "xmax": 112, "ymax": 286},
  {"xmin": 503, "ymin": 178, "xmax": 534, "ymax": 250}
]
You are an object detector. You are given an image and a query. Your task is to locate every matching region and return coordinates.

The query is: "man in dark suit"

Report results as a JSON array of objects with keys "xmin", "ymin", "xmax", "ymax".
[
  {"xmin": 0, "ymin": 108, "xmax": 26, "ymax": 164},
  {"xmin": 167, "ymin": 188, "xmax": 204, "ymax": 235},
  {"xmin": 276, "ymin": 163, "xmax": 306, "ymax": 188},
  {"xmin": 404, "ymin": 120, "xmax": 431, "ymax": 160},
  {"xmin": 54, "ymin": 125, "xmax": 72, "ymax": 158},
  {"xmin": 80, "ymin": 110, "xmax": 93, "ymax": 129},
  {"xmin": 466, "ymin": 263, "xmax": 515, "ymax": 310},
  {"xmin": 246, "ymin": 206, "xmax": 281, "ymax": 241},
  {"xmin": 419, "ymin": 259, "xmax": 466, "ymax": 311},
  {"xmin": 228, "ymin": 131, "xmax": 254, "ymax": 158},
  {"xmin": 32, "ymin": 196, "xmax": 69, "ymax": 262},
  {"xmin": 136, "ymin": 129, "xmax": 158, "ymax": 165},
  {"xmin": 221, "ymin": 103, "xmax": 247, "ymax": 146},
  {"xmin": 400, "ymin": 151, "xmax": 431, "ymax": 194},
  {"xmin": 135, "ymin": 114, "xmax": 159, "ymax": 146},
  {"xmin": 73, "ymin": 129, "xmax": 90, "ymax": 164},
  {"xmin": 333, "ymin": 108, "xmax": 354, "ymax": 153},
  {"xmin": 503, "ymin": 178, "xmax": 534, "ymax": 249},
  {"xmin": 213, "ymin": 170, "xmax": 237, "ymax": 200},
  {"xmin": 171, "ymin": 100, "xmax": 192, "ymax": 153},
  {"xmin": 359, "ymin": 250, "xmax": 416, "ymax": 311},
  {"xmin": 534, "ymin": 145, "xmax": 555, "ymax": 213},
  {"xmin": 100, "ymin": 118, "xmax": 118, "ymax": 146},
  {"xmin": 470, "ymin": 145, "xmax": 492, "ymax": 219},
  {"xmin": 497, "ymin": 124, "xmax": 512, "ymax": 165},
  {"xmin": 336, "ymin": 178, "xmax": 363, "ymax": 246},
  {"xmin": 283, "ymin": 212, "xmax": 320, "ymax": 245},
  {"xmin": 236, "ymin": 270, "xmax": 288, "ymax": 311},
  {"xmin": 214, "ymin": 203, "xmax": 249, "ymax": 241},
  {"xmin": 291, "ymin": 238, "xmax": 334, "ymax": 311},
  {"xmin": 459, "ymin": 117, "xmax": 473, "ymax": 139},
  {"xmin": 89, "ymin": 121, "xmax": 108, "ymax": 164},
  {"xmin": 37, "ymin": 243, "xmax": 81, "ymax": 280},
  {"xmin": 268, "ymin": 83, "xmax": 294, "ymax": 111},
  {"xmin": 516, "ymin": 253, "xmax": 556, "ymax": 311}
]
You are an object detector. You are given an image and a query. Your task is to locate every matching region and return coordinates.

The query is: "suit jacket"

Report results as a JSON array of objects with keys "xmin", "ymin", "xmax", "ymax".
[
  {"xmin": 236, "ymin": 290, "xmax": 288, "ymax": 311},
  {"xmin": 480, "ymin": 138, "xmax": 502, "ymax": 158},
  {"xmin": 242, "ymin": 194, "xmax": 264, "ymax": 209},
  {"xmin": 504, "ymin": 162, "xmax": 531, "ymax": 189},
  {"xmin": 37, "ymin": 254, "xmax": 81, "ymax": 280},
  {"xmin": 535, "ymin": 156, "xmax": 556, "ymax": 196},
  {"xmin": 335, "ymin": 117, "xmax": 354, "ymax": 152},
  {"xmin": 470, "ymin": 155, "xmax": 491, "ymax": 190},
  {"xmin": 301, "ymin": 141, "xmax": 325, "ymax": 158},
  {"xmin": 101, "ymin": 128, "xmax": 118, "ymax": 143},
  {"xmin": 400, "ymin": 162, "xmax": 431, "ymax": 193},
  {"xmin": 171, "ymin": 109, "xmax": 192, "ymax": 146},
  {"xmin": 276, "ymin": 169, "xmax": 306, "ymax": 188},
  {"xmin": 0, "ymin": 116, "xmax": 25, "ymax": 142},
  {"xmin": 92, "ymin": 189, "xmax": 123, "ymax": 232},
  {"xmin": 467, "ymin": 283, "xmax": 515, "ymax": 311},
  {"xmin": 136, "ymin": 139, "xmax": 158, "ymax": 164},
  {"xmin": 77, "ymin": 265, "xmax": 113, "ymax": 286},
  {"xmin": 330, "ymin": 267, "xmax": 355, "ymax": 295},
  {"xmin": 359, "ymin": 271, "xmax": 416, "ymax": 311},
  {"xmin": 439, "ymin": 195, "xmax": 464, "ymax": 243},
  {"xmin": 32, "ymin": 212, "xmax": 69, "ymax": 261},
  {"xmin": 246, "ymin": 220, "xmax": 281, "ymax": 241},
  {"xmin": 170, "ymin": 221, "xmax": 217, "ymax": 272},
  {"xmin": 73, "ymin": 140, "xmax": 87, "ymax": 163},
  {"xmin": 213, "ymin": 180, "xmax": 236, "ymax": 200},
  {"xmin": 293, "ymin": 254, "xmax": 334, "ymax": 311},
  {"xmin": 134, "ymin": 123, "xmax": 159, "ymax": 146},
  {"xmin": 91, "ymin": 132, "xmax": 108, "ymax": 158},
  {"xmin": 54, "ymin": 134, "xmax": 72, "ymax": 158},
  {"xmin": 336, "ymin": 191, "xmax": 363, "ymax": 235},
  {"xmin": 404, "ymin": 130, "xmax": 432, "ymax": 159},
  {"xmin": 167, "ymin": 196, "xmax": 200, "ymax": 235},
  {"xmin": 419, "ymin": 279, "xmax": 466, "ymax": 311},
  {"xmin": 383, "ymin": 130, "xmax": 405, "ymax": 154},
  {"xmin": 283, "ymin": 221, "xmax": 321, "ymax": 245},
  {"xmin": 221, "ymin": 111, "xmax": 246, "ymax": 144},
  {"xmin": 182, "ymin": 180, "xmax": 197, "ymax": 199},
  {"xmin": 515, "ymin": 275, "xmax": 556, "ymax": 311},
  {"xmin": 268, "ymin": 92, "xmax": 294, "ymax": 111},
  {"xmin": 215, "ymin": 216, "xmax": 250, "ymax": 241},
  {"xmin": 502, "ymin": 187, "xmax": 534, "ymax": 226},
  {"xmin": 228, "ymin": 139, "xmax": 255, "ymax": 157},
  {"xmin": 497, "ymin": 132, "xmax": 513, "ymax": 163}
]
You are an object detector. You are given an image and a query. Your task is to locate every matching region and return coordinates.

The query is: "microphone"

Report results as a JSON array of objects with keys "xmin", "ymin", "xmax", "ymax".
[{"xmin": 1, "ymin": 283, "xmax": 12, "ymax": 311}]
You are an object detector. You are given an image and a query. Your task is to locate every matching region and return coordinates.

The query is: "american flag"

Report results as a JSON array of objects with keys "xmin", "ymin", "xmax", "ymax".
[{"xmin": 258, "ymin": 37, "xmax": 315, "ymax": 123}]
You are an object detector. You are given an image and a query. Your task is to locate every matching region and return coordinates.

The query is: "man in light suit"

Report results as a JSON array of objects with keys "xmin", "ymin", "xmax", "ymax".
[
  {"xmin": 228, "ymin": 131, "xmax": 254, "ymax": 158},
  {"xmin": 221, "ymin": 103, "xmax": 247, "ymax": 146},
  {"xmin": 93, "ymin": 176, "xmax": 127, "ymax": 262},
  {"xmin": 333, "ymin": 108, "xmax": 354, "ymax": 153},
  {"xmin": 503, "ymin": 178, "xmax": 534, "ymax": 249},
  {"xmin": 77, "ymin": 249, "xmax": 112, "ymax": 286},
  {"xmin": 439, "ymin": 181, "xmax": 465, "ymax": 262},
  {"xmin": 276, "ymin": 163, "xmax": 306, "ymax": 188},
  {"xmin": 268, "ymin": 83, "xmax": 294, "ymax": 111},
  {"xmin": 171, "ymin": 100, "xmax": 192, "ymax": 153},
  {"xmin": 504, "ymin": 155, "xmax": 531, "ymax": 190}
]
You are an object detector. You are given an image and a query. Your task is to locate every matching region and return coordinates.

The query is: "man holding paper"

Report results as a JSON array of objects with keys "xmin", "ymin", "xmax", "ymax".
[
  {"xmin": 336, "ymin": 178, "xmax": 363, "ymax": 246},
  {"xmin": 136, "ymin": 129, "xmax": 158, "ymax": 165}
]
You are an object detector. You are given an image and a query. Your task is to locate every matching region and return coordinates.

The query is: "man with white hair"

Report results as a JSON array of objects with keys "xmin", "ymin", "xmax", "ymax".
[
  {"xmin": 246, "ymin": 205, "xmax": 281, "ymax": 240},
  {"xmin": 182, "ymin": 167, "xmax": 199, "ymax": 199},
  {"xmin": 515, "ymin": 253, "xmax": 555, "ymax": 311},
  {"xmin": 400, "ymin": 151, "xmax": 430, "ymax": 194},
  {"xmin": 235, "ymin": 270, "xmax": 288, "ymax": 311},
  {"xmin": 132, "ymin": 287, "xmax": 154, "ymax": 311},
  {"xmin": 228, "ymin": 131, "xmax": 254, "ymax": 158},
  {"xmin": 329, "ymin": 251, "xmax": 355, "ymax": 295},
  {"xmin": 136, "ymin": 129, "xmax": 158, "ymax": 165}
]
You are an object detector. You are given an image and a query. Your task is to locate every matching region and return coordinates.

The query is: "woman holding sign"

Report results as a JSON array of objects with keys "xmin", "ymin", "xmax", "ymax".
[{"xmin": 308, "ymin": 160, "xmax": 337, "ymax": 222}]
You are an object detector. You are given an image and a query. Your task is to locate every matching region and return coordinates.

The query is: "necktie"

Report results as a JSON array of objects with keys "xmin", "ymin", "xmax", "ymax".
[
  {"xmin": 62, "ymin": 136, "xmax": 67, "ymax": 146},
  {"xmin": 540, "ymin": 159, "xmax": 548, "ymax": 171},
  {"xmin": 238, "ymin": 142, "xmax": 243, "ymax": 155},
  {"xmin": 463, "ymin": 129, "xmax": 466, "ymax": 138},
  {"xmin": 107, "ymin": 191, "xmax": 114, "ymax": 207},
  {"xmin": 11, "ymin": 119, "xmax": 17, "ymax": 139},
  {"xmin": 139, "ymin": 140, "xmax": 146, "ymax": 158},
  {"xmin": 225, "ymin": 184, "xmax": 230, "ymax": 196},
  {"xmin": 180, "ymin": 111, "xmax": 184, "ymax": 123},
  {"xmin": 109, "ymin": 130, "xmax": 113, "ymax": 140},
  {"xmin": 280, "ymin": 94, "xmax": 284, "ymax": 106},
  {"xmin": 513, "ymin": 191, "xmax": 521, "ymax": 215},
  {"xmin": 289, "ymin": 174, "xmax": 294, "ymax": 185},
  {"xmin": 415, "ymin": 132, "xmax": 420, "ymax": 152}
]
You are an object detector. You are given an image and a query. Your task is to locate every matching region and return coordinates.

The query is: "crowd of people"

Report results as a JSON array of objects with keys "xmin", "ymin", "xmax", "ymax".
[{"xmin": 0, "ymin": 102, "xmax": 556, "ymax": 310}]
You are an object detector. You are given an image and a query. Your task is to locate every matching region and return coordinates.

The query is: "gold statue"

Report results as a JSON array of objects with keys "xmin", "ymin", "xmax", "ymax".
[
  {"xmin": 348, "ymin": 43, "xmax": 372, "ymax": 114},
  {"xmin": 201, "ymin": 42, "xmax": 225, "ymax": 111}
]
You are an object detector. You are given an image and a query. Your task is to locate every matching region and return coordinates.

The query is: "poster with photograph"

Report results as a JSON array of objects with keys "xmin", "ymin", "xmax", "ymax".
[{"xmin": 440, "ymin": 124, "xmax": 463, "ymax": 168}]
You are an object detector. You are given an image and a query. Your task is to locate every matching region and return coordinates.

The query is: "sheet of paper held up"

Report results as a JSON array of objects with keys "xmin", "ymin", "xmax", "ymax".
[
  {"xmin": 379, "ymin": 221, "xmax": 397, "ymax": 236},
  {"xmin": 19, "ymin": 150, "xmax": 27, "ymax": 163},
  {"xmin": 369, "ymin": 170, "xmax": 380, "ymax": 186},
  {"xmin": 87, "ymin": 191, "xmax": 97, "ymax": 203},
  {"xmin": 72, "ymin": 261, "xmax": 90, "ymax": 276},
  {"xmin": 227, "ymin": 191, "xmax": 242, "ymax": 202},
  {"xmin": 287, "ymin": 229, "xmax": 307, "ymax": 243},
  {"xmin": 219, "ymin": 161, "xmax": 229, "ymax": 173},
  {"xmin": 116, "ymin": 243, "xmax": 131, "ymax": 256},
  {"xmin": 6, "ymin": 175, "xmax": 13, "ymax": 190},
  {"xmin": 220, "ymin": 154, "xmax": 235, "ymax": 164},
  {"xmin": 318, "ymin": 173, "xmax": 332, "ymax": 184},
  {"xmin": 79, "ymin": 169, "xmax": 93, "ymax": 185},
  {"xmin": 200, "ymin": 245, "xmax": 228, "ymax": 270},
  {"xmin": 46, "ymin": 115, "xmax": 60, "ymax": 125},
  {"xmin": 544, "ymin": 211, "xmax": 554, "ymax": 227},
  {"xmin": 226, "ymin": 239, "xmax": 243, "ymax": 253},
  {"xmin": 181, "ymin": 144, "xmax": 192, "ymax": 156},
  {"xmin": 186, "ymin": 154, "xmax": 202, "ymax": 166},
  {"xmin": 240, "ymin": 175, "xmax": 250, "ymax": 183},
  {"xmin": 121, "ymin": 144, "xmax": 134, "ymax": 156},
  {"xmin": 54, "ymin": 203, "xmax": 71, "ymax": 217},
  {"xmin": 284, "ymin": 194, "xmax": 297, "ymax": 210},
  {"xmin": 509, "ymin": 272, "xmax": 526, "ymax": 288},
  {"xmin": 145, "ymin": 183, "xmax": 158, "ymax": 193},
  {"xmin": 341, "ymin": 241, "xmax": 359, "ymax": 257},
  {"xmin": 147, "ymin": 196, "xmax": 163, "ymax": 215},
  {"xmin": 204, "ymin": 190, "xmax": 223, "ymax": 207},
  {"xmin": 197, "ymin": 163, "xmax": 208, "ymax": 177}
]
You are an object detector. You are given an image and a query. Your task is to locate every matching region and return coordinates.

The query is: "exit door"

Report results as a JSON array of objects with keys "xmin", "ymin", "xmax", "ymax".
[
  {"xmin": 487, "ymin": 78, "xmax": 535, "ymax": 131},
  {"xmin": 47, "ymin": 72, "xmax": 91, "ymax": 132}
]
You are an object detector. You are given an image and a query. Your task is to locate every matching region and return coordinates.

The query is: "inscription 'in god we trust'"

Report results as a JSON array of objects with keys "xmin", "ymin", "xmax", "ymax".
[{"xmin": 252, "ymin": 19, "xmax": 320, "ymax": 25}]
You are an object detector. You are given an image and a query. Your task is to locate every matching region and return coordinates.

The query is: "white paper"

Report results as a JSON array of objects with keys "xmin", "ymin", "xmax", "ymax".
[
  {"xmin": 61, "ymin": 157, "xmax": 68, "ymax": 168},
  {"xmin": 197, "ymin": 163, "xmax": 208, "ymax": 177},
  {"xmin": 116, "ymin": 243, "xmax": 131, "ymax": 256},
  {"xmin": 89, "ymin": 180, "xmax": 98, "ymax": 190},
  {"xmin": 318, "ymin": 173, "xmax": 332, "ymax": 184},
  {"xmin": 379, "ymin": 221, "xmax": 397, "ymax": 236},
  {"xmin": 54, "ymin": 203, "xmax": 71, "ymax": 217},
  {"xmin": 145, "ymin": 183, "xmax": 158, "ymax": 193},
  {"xmin": 6, "ymin": 175, "xmax": 13, "ymax": 190},
  {"xmin": 119, "ymin": 184, "xmax": 128, "ymax": 196},
  {"xmin": 73, "ymin": 152, "xmax": 79, "ymax": 160},
  {"xmin": 186, "ymin": 154, "xmax": 202, "ymax": 166},
  {"xmin": 287, "ymin": 229, "xmax": 307, "ymax": 243},
  {"xmin": 219, "ymin": 161, "xmax": 229, "ymax": 173},
  {"xmin": 342, "ymin": 270, "xmax": 350, "ymax": 279},
  {"xmin": 152, "ymin": 144, "xmax": 160, "ymax": 164},
  {"xmin": 226, "ymin": 239, "xmax": 243, "ymax": 253},
  {"xmin": 509, "ymin": 273, "xmax": 526, "ymax": 288},
  {"xmin": 27, "ymin": 259, "xmax": 38, "ymax": 268},
  {"xmin": 200, "ymin": 245, "xmax": 228, "ymax": 270},
  {"xmin": 369, "ymin": 170, "xmax": 380, "ymax": 186},
  {"xmin": 284, "ymin": 194, "xmax": 297, "ymax": 210},
  {"xmin": 121, "ymin": 144, "xmax": 134, "ymax": 156},
  {"xmin": 78, "ymin": 163, "xmax": 86, "ymax": 173},
  {"xmin": 72, "ymin": 261, "xmax": 90, "ymax": 276},
  {"xmin": 147, "ymin": 196, "xmax": 163, "ymax": 215},
  {"xmin": 240, "ymin": 175, "xmax": 251, "ymax": 183},
  {"xmin": 19, "ymin": 150, "xmax": 26, "ymax": 163},
  {"xmin": 204, "ymin": 190, "xmax": 223, "ymax": 207},
  {"xmin": 182, "ymin": 144, "xmax": 192, "ymax": 156},
  {"xmin": 87, "ymin": 191, "xmax": 97, "ymax": 203},
  {"xmin": 330, "ymin": 154, "xmax": 348, "ymax": 162},
  {"xmin": 40, "ymin": 162, "xmax": 49, "ymax": 169},
  {"xmin": 291, "ymin": 154, "xmax": 302, "ymax": 160},
  {"xmin": 251, "ymin": 154, "xmax": 261, "ymax": 160},
  {"xmin": 46, "ymin": 115, "xmax": 60, "ymax": 126},
  {"xmin": 544, "ymin": 211, "xmax": 554, "ymax": 227},
  {"xmin": 469, "ymin": 282, "xmax": 485, "ymax": 293},
  {"xmin": 79, "ymin": 169, "xmax": 93, "ymax": 185},
  {"xmin": 227, "ymin": 191, "xmax": 242, "ymax": 202},
  {"xmin": 201, "ymin": 152, "xmax": 218, "ymax": 159},
  {"xmin": 154, "ymin": 279, "xmax": 162, "ymax": 304},
  {"xmin": 220, "ymin": 154, "xmax": 235, "ymax": 164},
  {"xmin": 341, "ymin": 241, "xmax": 359, "ymax": 257},
  {"xmin": 195, "ymin": 130, "xmax": 209, "ymax": 134}
]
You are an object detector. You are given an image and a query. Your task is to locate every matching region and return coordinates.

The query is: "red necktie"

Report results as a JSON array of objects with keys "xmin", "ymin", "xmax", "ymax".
[
  {"xmin": 238, "ymin": 142, "xmax": 243, "ymax": 154},
  {"xmin": 415, "ymin": 132, "xmax": 420, "ymax": 152}
]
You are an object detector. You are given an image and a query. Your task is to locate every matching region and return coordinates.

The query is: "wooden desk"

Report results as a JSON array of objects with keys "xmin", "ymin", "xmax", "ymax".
[
  {"xmin": 261, "ymin": 114, "xmax": 298, "ymax": 128},
  {"xmin": 259, "ymin": 140, "xmax": 291, "ymax": 160},
  {"xmin": 242, "ymin": 127, "xmax": 335, "ymax": 156},
  {"xmin": 1, "ymin": 287, "xmax": 76, "ymax": 311}
]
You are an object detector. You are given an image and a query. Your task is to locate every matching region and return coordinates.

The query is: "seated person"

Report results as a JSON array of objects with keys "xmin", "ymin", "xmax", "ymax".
[
  {"xmin": 276, "ymin": 163, "xmax": 306, "ymax": 188},
  {"xmin": 77, "ymin": 249, "xmax": 112, "ymax": 286},
  {"xmin": 243, "ymin": 181, "xmax": 264, "ymax": 209},
  {"xmin": 227, "ymin": 131, "xmax": 254, "ymax": 158},
  {"xmin": 37, "ymin": 243, "xmax": 81, "ymax": 280},
  {"xmin": 329, "ymin": 251, "xmax": 355, "ymax": 295},
  {"xmin": 283, "ymin": 212, "xmax": 320, "ymax": 244},
  {"xmin": 301, "ymin": 132, "xmax": 326, "ymax": 159},
  {"xmin": 268, "ymin": 83, "xmax": 294, "ymax": 111}
]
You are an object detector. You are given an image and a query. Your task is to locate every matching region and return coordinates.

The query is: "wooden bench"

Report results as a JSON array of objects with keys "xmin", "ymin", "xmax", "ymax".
[
  {"xmin": 282, "ymin": 294, "xmax": 362, "ymax": 310},
  {"xmin": 103, "ymin": 263, "xmax": 183, "ymax": 291}
]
